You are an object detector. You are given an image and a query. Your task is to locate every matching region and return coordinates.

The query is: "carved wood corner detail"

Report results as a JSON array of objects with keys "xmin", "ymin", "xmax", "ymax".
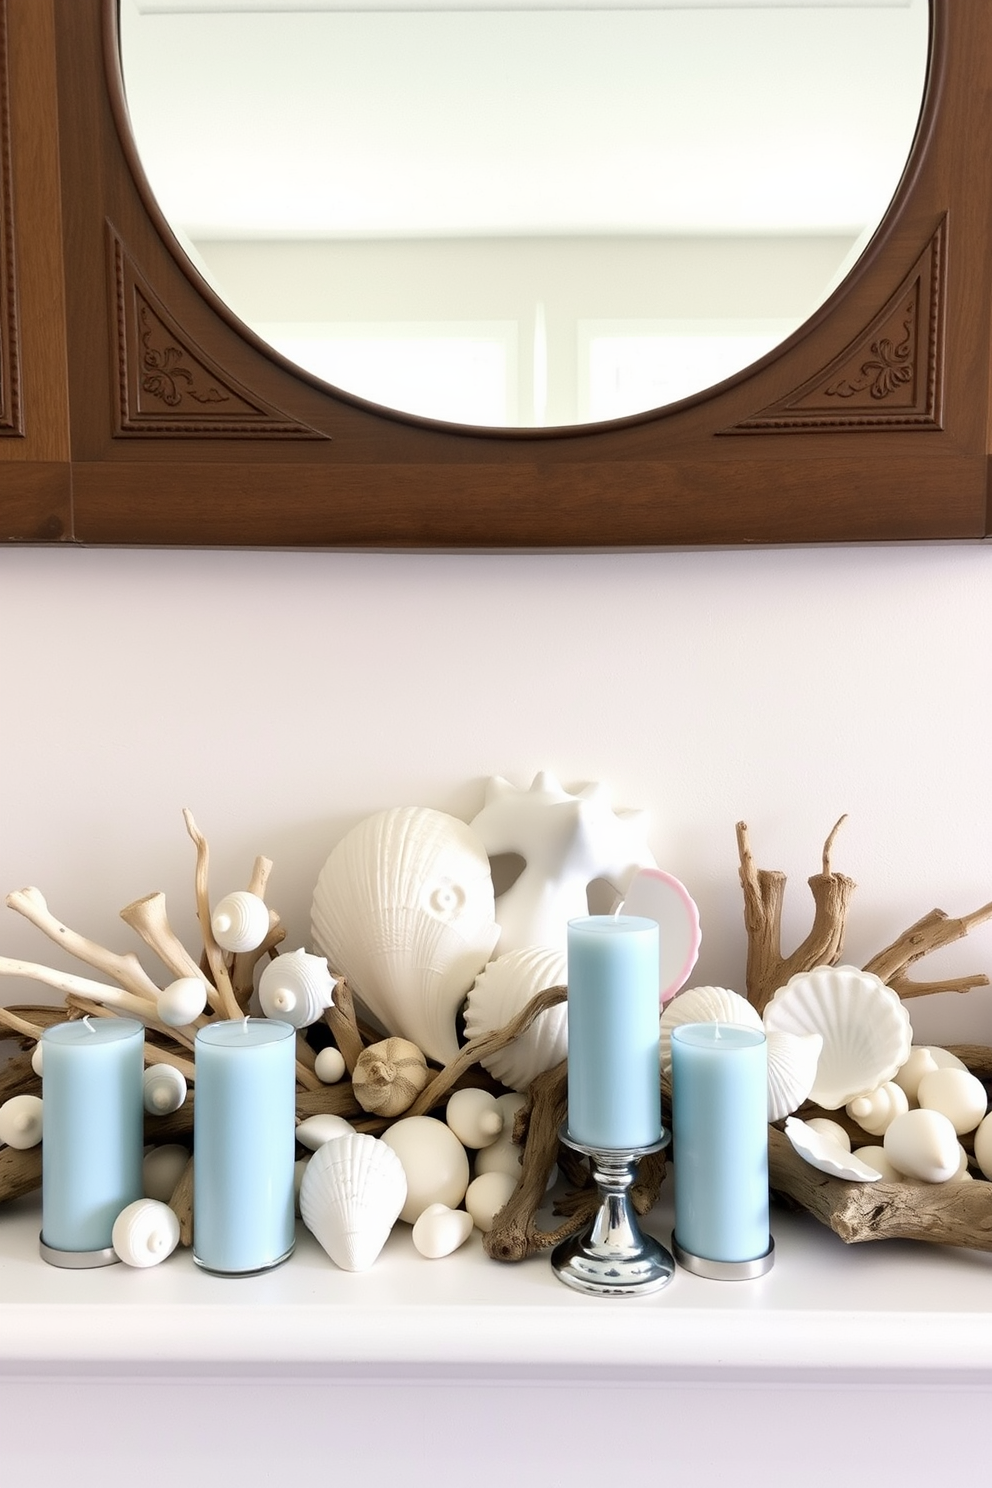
[
  {"xmin": 0, "ymin": 0, "xmax": 22, "ymax": 437},
  {"xmin": 111, "ymin": 228, "xmax": 326, "ymax": 439},
  {"xmin": 724, "ymin": 217, "xmax": 947, "ymax": 434}
]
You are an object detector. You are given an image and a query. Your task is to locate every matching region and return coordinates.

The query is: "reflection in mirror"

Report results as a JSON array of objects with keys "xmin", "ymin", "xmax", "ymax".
[{"xmin": 118, "ymin": 0, "xmax": 929, "ymax": 429}]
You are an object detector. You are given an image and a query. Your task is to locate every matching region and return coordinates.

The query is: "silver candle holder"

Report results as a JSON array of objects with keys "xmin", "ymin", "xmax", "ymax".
[{"xmin": 551, "ymin": 1127, "xmax": 675, "ymax": 1297}]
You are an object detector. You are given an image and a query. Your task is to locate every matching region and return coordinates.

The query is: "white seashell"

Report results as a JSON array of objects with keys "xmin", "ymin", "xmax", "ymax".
[
  {"xmin": 143, "ymin": 1144, "xmax": 190, "ymax": 1202},
  {"xmin": 846, "ymin": 1081, "xmax": 909, "ymax": 1137},
  {"xmin": 763, "ymin": 965, "xmax": 912, "ymax": 1110},
  {"xmin": 300, "ymin": 1132, "xmax": 407, "ymax": 1272},
  {"xmin": 210, "ymin": 890, "xmax": 270, "ymax": 953},
  {"xmin": 617, "ymin": 867, "xmax": 702, "ymax": 1002},
  {"xmin": 30, "ymin": 1043, "xmax": 43, "ymax": 1077},
  {"xmin": 462, "ymin": 946, "xmax": 567, "ymax": 1092},
  {"xmin": 157, "ymin": 977, "xmax": 208, "ymax": 1027},
  {"xmin": 917, "ymin": 1067, "xmax": 988, "ymax": 1135},
  {"xmin": 766, "ymin": 1031, "xmax": 823, "ymax": 1121},
  {"xmin": 142, "ymin": 1063, "xmax": 187, "ymax": 1116},
  {"xmin": 784, "ymin": 1116, "xmax": 883, "ymax": 1181},
  {"xmin": 883, "ymin": 1108, "xmax": 960, "ymax": 1183},
  {"xmin": 380, "ymin": 1115, "xmax": 471, "ymax": 1224},
  {"xmin": 412, "ymin": 1203, "xmax": 475, "ymax": 1259},
  {"xmin": 659, "ymin": 986, "xmax": 762, "ymax": 1073},
  {"xmin": 974, "ymin": 1112, "xmax": 992, "ymax": 1180},
  {"xmin": 352, "ymin": 1038, "xmax": 430, "ymax": 1118},
  {"xmin": 295, "ymin": 1113, "xmax": 356, "ymax": 1151},
  {"xmin": 311, "ymin": 806, "xmax": 500, "ymax": 1064},
  {"xmin": 851, "ymin": 1146, "xmax": 904, "ymax": 1182},
  {"xmin": 112, "ymin": 1198, "xmax": 180, "ymax": 1267},
  {"xmin": 804, "ymin": 1118, "xmax": 852, "ymax": 1152},
  {"xmin": 294, "ymin": 1156, "xmax": 309, "ymax": 1217},
  {"xmin": 445, "ymin": 1088, "xmax": 504, "ymax": 1149},
  {"xmin": 465, "ymin": 1170, "xmax": 518, "ymax": 1232},
  {"xmin": 893, "ymin": 1047, "xmax": 940, "ymax": 1104},
  {"xmin": 473, "ymin": 1093, "xmax": 528, "ymax": 1179},
  {"xmin": 258, "ymin": 948, "xmax": 336, "ymax": 1029},
  {"xmin": 0, "ymin": 1094, "xmax": 43, "ymax": 1149},
  {"xmin": 314, "ymin": 1046, "xmax": 346, "ymax": 1084}
]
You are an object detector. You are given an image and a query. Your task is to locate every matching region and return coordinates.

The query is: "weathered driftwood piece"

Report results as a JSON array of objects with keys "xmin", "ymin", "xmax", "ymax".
[
  {"xmin": 120, "ymin": 893, "xmax": 205, "ymax": 986},
  {"xmin": 0, "ymin": 957, "xmax": 156, "ymax": 1020},
  {"xmin": 0, "ymin": 1048, "xmax": 40, "ymax": 1106},
  {"xmin": 5, "ymin": 887, "xmax": 163, "ymax": 1005},
  {"xmin": 168, "ymin": 1152, "xmax": 195, "ymax": 1248},
  {"xmin": 864, "ymin": 904, "xmax": 992, "ymax": 999},
  {"xmin": 322, "ymin": 977, "xmax": 365, "ymax": 1074},
  {"xmin": 0, "ymin": 1144, "xmax": 42, "ymax": 1204},
  {"xmin": 182, "ymin": 809, "xmax": 241, "ymax": 1021},
  {"xmin": 230, "ymin": 856, "xmax": 285, "ymax": 1006}
]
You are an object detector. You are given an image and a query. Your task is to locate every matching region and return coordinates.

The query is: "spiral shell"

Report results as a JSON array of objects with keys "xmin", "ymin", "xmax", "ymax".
[
  {"xmin": 112, "ymin": 1198, "xmax": 181, "ymax": 1267},
  {"xmin": 352, "ymin": 1037, "xmax": 430, "ymax": 1117},
  {"xmin": 659, "ymin": 986, "xmax": 762, "ymax": 1073},
  {"xmin": 157, "ymin": 977, "xmax": 208, "ymax": 1028},
  {"xmin": 311, "ymin": 807, "xmax": 500, "ymax": 1064},
  {"xmin": 210, "ymin": 890, "xmax": 270, "ymax": 953},
  {"xmin": 0, "ymin": 1094, "xmax": 43, "ymax": 1149},
  {"xmin": 462, "ymin": 946, "xmax": 567, "ymax": 1092},
  {"xmin": 846, "ymin": 1080, "xmax": 909, "ymax": 1137},
  {"xmin": 258, "ymin": 948, "xmax": 336, "ymax": 1029},
  {"xmin": 300, "ymin": 1132, "xmax": 407, "ymax": 1271},
  {"xmin": 142, "ymin": 1063, "xmax": 188, "ymax": 1116}
]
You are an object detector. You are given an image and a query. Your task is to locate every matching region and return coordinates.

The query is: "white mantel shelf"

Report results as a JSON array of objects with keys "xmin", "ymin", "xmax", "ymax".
[{"xmin": 3, "ymin": 1188, "xmax": 992, "ymax": 1380}]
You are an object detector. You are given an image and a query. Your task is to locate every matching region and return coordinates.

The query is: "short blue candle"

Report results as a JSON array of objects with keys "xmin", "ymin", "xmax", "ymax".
[
  {"xmin": 671, "ymin": 1022, "xmax": 770, "ymax": 1264},
  {"xmin": 193, "ymin": 1017, "xmax": 296, "ymax": 1275},
  {"xmin": 566, "ymin": 914, "xmax": 661, "ymax": 1150},
  {"xmin": 41, "ymin": 1017, "xmax": 144, "ymax": 1260}
]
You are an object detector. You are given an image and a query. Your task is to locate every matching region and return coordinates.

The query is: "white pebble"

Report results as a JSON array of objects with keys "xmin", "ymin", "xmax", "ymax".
[
  {"xmin": 294, "ymin": 1113, "xmax": 354, "ymax": 1151},
  {"xmin": 143, "ymin": 1143, "xmax": 190, "ymax": 1202},
  {"xmin": 314, "ymin": 1047, "xmax": 346, "ymax": 1084},
  {"xmin": 975, "ymin": 1112, "xmax": 992, "ymax": 1180},
  {"xmin": 412, "ymin": 1203, "xmax": 475, "ymax": 1258},
  {"xmin": 157, "ymin": 977, "xmax": 207, "ymax": 1027},
  {"xmin": 851, "ymin": 1146, "xmax": 903, "ymax": 1182},
  {"xmin": 917, "ymin": 1067, "xmax": 988, "ymax": 1135},
  {"xmin": 465, "ymin": 1170, "xmax": 517, "ymax": 1232},
  {"xmin": 883, "ymin": 1107, "xmax": 961, "ymax": 1183},
  {"xmin": 30, "ymin": 1043, "xmax": 43, "ymax": 1078}
]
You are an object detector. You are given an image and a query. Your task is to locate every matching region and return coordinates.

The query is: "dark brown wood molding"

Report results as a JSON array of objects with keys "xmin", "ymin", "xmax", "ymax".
[
  {"xmin": 726, "ymin": 217, "xmax": 947, "ymax": 434},
  {"xmin": 0, "ymin": 0, "xmax": 22, "ymax": 437},
  {"xmin": 111, "ymin": 226, "xmax": 326, "ymax": 439}
]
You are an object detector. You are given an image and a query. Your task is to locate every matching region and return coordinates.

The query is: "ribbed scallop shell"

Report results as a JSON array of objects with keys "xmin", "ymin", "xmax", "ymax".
[
  {"xmin": 766, "ymin": 1031, "xmax": 823, "ymax": 1122},
  {"xmin": 659, "ymin": 986, "xmax": 762, "ymax": 1073},
  {"xmin": 462, "ymin": 946, "xmax": 567, "ymax": 1092},
  {"xmin": 763, "ymin": 964, "xmax": 912, "ymax": 1110},
  {"xmin": 311, "ymin": 807, "xmax": 500, "ymax": 1064},
  {"xmin": 299, "ymin": 1132, "xmax": 408, "ymax": 1272},
  {"xmin": 258, "ymin": 948, "xmax": 336, "ymax": 1028}
]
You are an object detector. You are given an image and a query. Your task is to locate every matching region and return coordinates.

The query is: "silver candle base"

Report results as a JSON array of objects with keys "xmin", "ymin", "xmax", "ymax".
[
  {"xmin": 551, "ymin": 1129, "xmax": 675, "ymax": 1297},
  {"xmin": 39, "ymin": 1235, "xmax": 120, "ymax": 1269},
  {"xmin": 672, "ymin": 1234, "xmax": 775, "ymax": 1280}
]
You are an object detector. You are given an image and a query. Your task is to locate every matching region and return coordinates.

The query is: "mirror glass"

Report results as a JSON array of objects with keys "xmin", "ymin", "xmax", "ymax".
[{"xmin": 118, "ymin": 0, "xmax": 930, "ymax": 430}]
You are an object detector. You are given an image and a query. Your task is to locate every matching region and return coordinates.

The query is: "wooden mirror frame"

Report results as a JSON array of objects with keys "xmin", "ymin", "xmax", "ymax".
[{"xmin": 1, "ymin": 0, "xmax": 990, "ymax": 549}]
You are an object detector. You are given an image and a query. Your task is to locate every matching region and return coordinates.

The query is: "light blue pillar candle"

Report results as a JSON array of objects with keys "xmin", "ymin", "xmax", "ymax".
[
  {"xmin": 41, "ymin": 1017, "xmax": 144, "ymax": 1263},
  {"xmin": 566, "ymin": 914, "xmax": 661, "ymax": 1150},
  {"xmin": 193, "ymin": 1017, "xmax": 296, "ymax": 1275},
  {"xmin": 671, "ymin": 1022, "xmax": 770, "ymax": 1266}
]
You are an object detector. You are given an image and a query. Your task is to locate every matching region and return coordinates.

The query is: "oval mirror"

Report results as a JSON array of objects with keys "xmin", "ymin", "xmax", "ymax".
[{"xmin": 117, "ymin": 0, "xmax": 930, "ymax": 431}]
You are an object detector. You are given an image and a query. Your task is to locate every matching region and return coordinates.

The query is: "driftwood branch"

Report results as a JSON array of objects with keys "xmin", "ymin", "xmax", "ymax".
[
  {"xmin": 182, "ymin": 809, "xmax": 241, "ymax": 1021},
  {"xmin": 322, "ymin": 978, "xmax": 366, "ymax": 1074},
  {"xmin": 5, "ymin": 888, "xmax": 161, "ymax": 1005},
  {"xmin": 864, "ymin": 902, "xmax": 992, "ymax": 996}
]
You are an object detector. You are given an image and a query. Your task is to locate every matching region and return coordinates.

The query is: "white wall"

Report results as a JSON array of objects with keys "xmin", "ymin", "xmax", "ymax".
[{"xmin": 2, "ymin": 540, "xmax": 990, "ymax": 1047}]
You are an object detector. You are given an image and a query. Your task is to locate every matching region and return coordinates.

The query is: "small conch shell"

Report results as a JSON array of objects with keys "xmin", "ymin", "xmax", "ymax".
[
  {"xmin": 352, "ymin": 1037, "xmax": 430, "ymax": 1117},
  {"xmin": 883, "ymin": 1108, "xmax": 961, "ymax": 1183},
  {"xmin": 473, "ymin": 1093, "xmax": 528, "ymax": 1179},
  {"xmin": 295, "ymin": 1113, "xmax": 355, "ymax": 1151},
  {"xmin": 112, "ymin": 1198, "xmax": 180, "ymax": 1268},
  {"xmin": 766, "ymin": 1031, "xmax": 822, "ymax": 1121},
  {"xmin": 210, "ymin": 890, "xmax": 270, "ymax": 953},
  {"xmin": 258, "ymin": 948, "xmax": 336, "ymax": 1029},
  {"xmin": 846, "ymin": 1080, "xmax": 909, "ymax": 1137},
  {"xmin": 462, "ymin": 946, "xmax": 568, "ymax": 1092},
  {"xmin": 157, "ymin": 977, "xmax": 208, "ymax": 1028},
  {"xmin": 142, "ymin": 1063, "xmax": 187, "ymax": 1116},
  {"xmin": 412, "ymin": 1203, "xmax": 475, "ymax": 1259},
  {"xmin": 0, "ymin": 1094, "xmax": 43, "ymax": 1149},
  {"xmin": 299, "ymin": 1132, "xmax": 407, "ymax": 1271},
  {"xmin": 445, "ymin": 1088, "xmax": 504, "ymax": 1148}
]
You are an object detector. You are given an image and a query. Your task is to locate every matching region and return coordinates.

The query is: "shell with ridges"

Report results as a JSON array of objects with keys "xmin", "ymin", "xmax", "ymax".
[
  {"xmin": 258, "ymin": 948, "xmax": 336, "ymax": 1029},
  {"xmin": 210, "ymin": 890, "xmax": 270, "ymax": 953},
  {"xmin": 311, "ymin": 806, "xmax": 500, "ymax": 1065},
  {"xmin": 142, "ymin": 1063, "xmax": 187, "ymax": 1116},
  {"xmin": 112, "ymin": 1198, "xmax": 181, "ymax": 1267},
  {"xmin": 462, "ymin": 946, "xmax": 567, "ymax": 1092},
  {"xmin": 352, "ymin": 1037, "xmax": 430, "ymax": 1117},
  {"xmin": 299, "ymin": 1132, "xmax": 408, "ymax": 1271},
  {"xmin": 766, "ymin": 1031, "xmax": 822, "ymax": 1122},
  {"xmin": 659, "ymin": 986, "xmax": 762, "ymax": 1073},
  {"xmin": 763, "ymin": 965, "xmax": 912, "ymax": 1110},
  {"xmin": 846, "ymin": 1081, "xmax": 909, "ymax": 1137},
  {"xmin": 784, "ymin": 1116, "xmax": 883, "ymax": 1182}
]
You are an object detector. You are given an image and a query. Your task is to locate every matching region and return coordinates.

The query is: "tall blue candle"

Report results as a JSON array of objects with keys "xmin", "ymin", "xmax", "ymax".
[
  {"xmin": 566, "ymin": 915, "xmax": 661, "ymax": 1150},
  {"xmin": 41, "ymin": 1017, "xmax": 144, "ymax": 1265},
  {"xmin": 671, "ymin": 1022, "xmax": 771, "ymax": 1269},
  {"xmin": 193, "ymin": 1017, "xmax": 296, "ymax": 1275}
]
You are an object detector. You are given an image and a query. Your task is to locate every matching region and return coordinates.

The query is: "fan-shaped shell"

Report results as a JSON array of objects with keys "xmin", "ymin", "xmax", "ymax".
[
  {"xmin": 299, "ymin": 1132, "xmax": 408, "ymax": 1271},
  {"xmin": 258, "ymin": 948, "xmax": 336, "ymax": 1029},
  {"xmin": 462, "ymin": 946, "xmax": 567, "ymax": 1091},
  {"xmin": 784, "ymin": 1116, "xmax": 883, "ymax": 1182},
  {"xmin": 766, "ymin": 1031, "xmax": 822, "ymax": 1122},
  {"xmin": 659, "ymin": 986, "xmax": 762, "ymax": 1073},
  {"xmin": 311, "ymin": 807, "xmax": 500, "ymax": 1063},
  {"xmin": 763, "ymin": 965, "xmax": 912, "ymax": 1110},
  {"xmin": 211, "ymin": 890, "xmax": 270, "ymax": 953}
]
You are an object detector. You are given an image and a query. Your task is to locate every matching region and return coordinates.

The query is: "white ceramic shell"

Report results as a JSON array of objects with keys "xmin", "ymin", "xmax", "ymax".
[
  {"xmin": 846, "ymin": 1081, "xmax": 909, "ymax": 1137},
  {"xmin": 784, "ymin": 1116, "xmax": 883, "ymax": 1182},
  {"xmin": 883, "ymin": 1107, "xmax": 960, "ymax": 1183},
  {"xmin": 111, "ymin": 1198, "xmax": 181, "ymax": 1267},
  {"xmin": 445, "ymin": 1087, "xmax": 504, "ymax": 1148},
  {"xmin": 412, "ymin": 1203, "xmax": 475, "ymax": 1259},
  {"xmin": 659, "ymin": 986, "xmax": 763, "ymax": 1073},
  {"xmin": 210, "ymin": 890, "xmax": 270, "ymax": 953},
  {"xmin": 258, "ymin": 948, "xmax": 336, "ymax": 1029},
  {"xmin": 473, "ymin": 1093, "xmax": 528, "ymax": 1180},
  {"xmin": 0, "ymin": 1094, "xmax": 43, "ymax": 1149},
  {"xmin": 462, "ymin": 946, "xmax": 567, "ymax": 1091},
  {"xmin": 311, "ymin": 806, "xmax": 500, "ymax": 1064},
  {"xmin": 464, "ymin": 1170, "xmax": 517, "ymax": 1233},
  {"xmin": 314, "ymin": 1046, "xmax": 346, "ymax": 1084},
  {"xmin": 157, "ymin": 977, "xmax": 208, "ymax": 1027},
  {"xmin": 142, "ymin": 1063, "xmax": 187, "ymax": 1116},
  {"xmin": 294, "ymin": 1113, "xmax": 356, "ymax": 1151},
  {"xmin": 299, "ymin": 1132, "xmax": 408, "ymax": 1272},
  {"xmin": 917, "ymin": 1067, "xmax": 988, "ymax": 1136},
  {"xmin": 766, "ymin": 1031, "xmax": 823, "ymax": 1122},
  {"xmin": 763, "ymin": 965, "xmax": 912, "ymax": 1110}
]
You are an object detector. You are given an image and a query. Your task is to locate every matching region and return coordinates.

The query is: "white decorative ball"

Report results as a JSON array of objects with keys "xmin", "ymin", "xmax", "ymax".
[
  {"xmin": 210, "ymin": 890, "xmax": 270, "ymax": 953},
  {"xmin": 314, "ymin": 1046, "xmax": 346, "ymax": 1084},
  {"xmin": 917, "ymin": 1067, "xmax": 988, "ymax": 1136},
  {"xmin": 142, "ymin": 1064, "xmax": 187, "ymax": 1116},
  {"xmin": 380, "ymin": 1116, "xmax": 470, "ymax": 1224},
  {"xmin": 157, "ymin": 977, "xmax": 208, "ymax": 1027},
  {"xmin": 464, "ymin": 1170, "xmax": 517, "ymax": 1232}
]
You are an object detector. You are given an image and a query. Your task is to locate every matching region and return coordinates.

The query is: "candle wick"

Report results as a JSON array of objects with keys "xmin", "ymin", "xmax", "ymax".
[
  {"xmin": 82, "ymin": 1015, "xmax": 94, "ymax": 1034},
  {"xmin": 242, "ymin": 1015, "xmax": 250, "ymax": 1034}
]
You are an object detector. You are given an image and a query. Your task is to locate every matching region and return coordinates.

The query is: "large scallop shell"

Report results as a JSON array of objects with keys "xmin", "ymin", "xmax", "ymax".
[
  {"xmin": 311, "ymin": 807, "xmax": 500, "ymax": 1064},
  {"xmin": 258, "ymin": 948, "xmax": 336, "ymax": 1029},
  {"xmin": 763, "ymin": 965, "xmax": 912, "ymax": 1111},
  {"xmin": 766, "ymin": 1031, "xmax": 822, "ymax": 1122},
  {"xmin": 462, "ymin": 946, "xmax": 567, "ymax": 1092},
  {"xmin": 659, "ymin": 986, "xmax": 763, "ymax": 1073},
  {"xmin": 299, "ymin": 1132, "xmax": 408, "ymax": 1272}
]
